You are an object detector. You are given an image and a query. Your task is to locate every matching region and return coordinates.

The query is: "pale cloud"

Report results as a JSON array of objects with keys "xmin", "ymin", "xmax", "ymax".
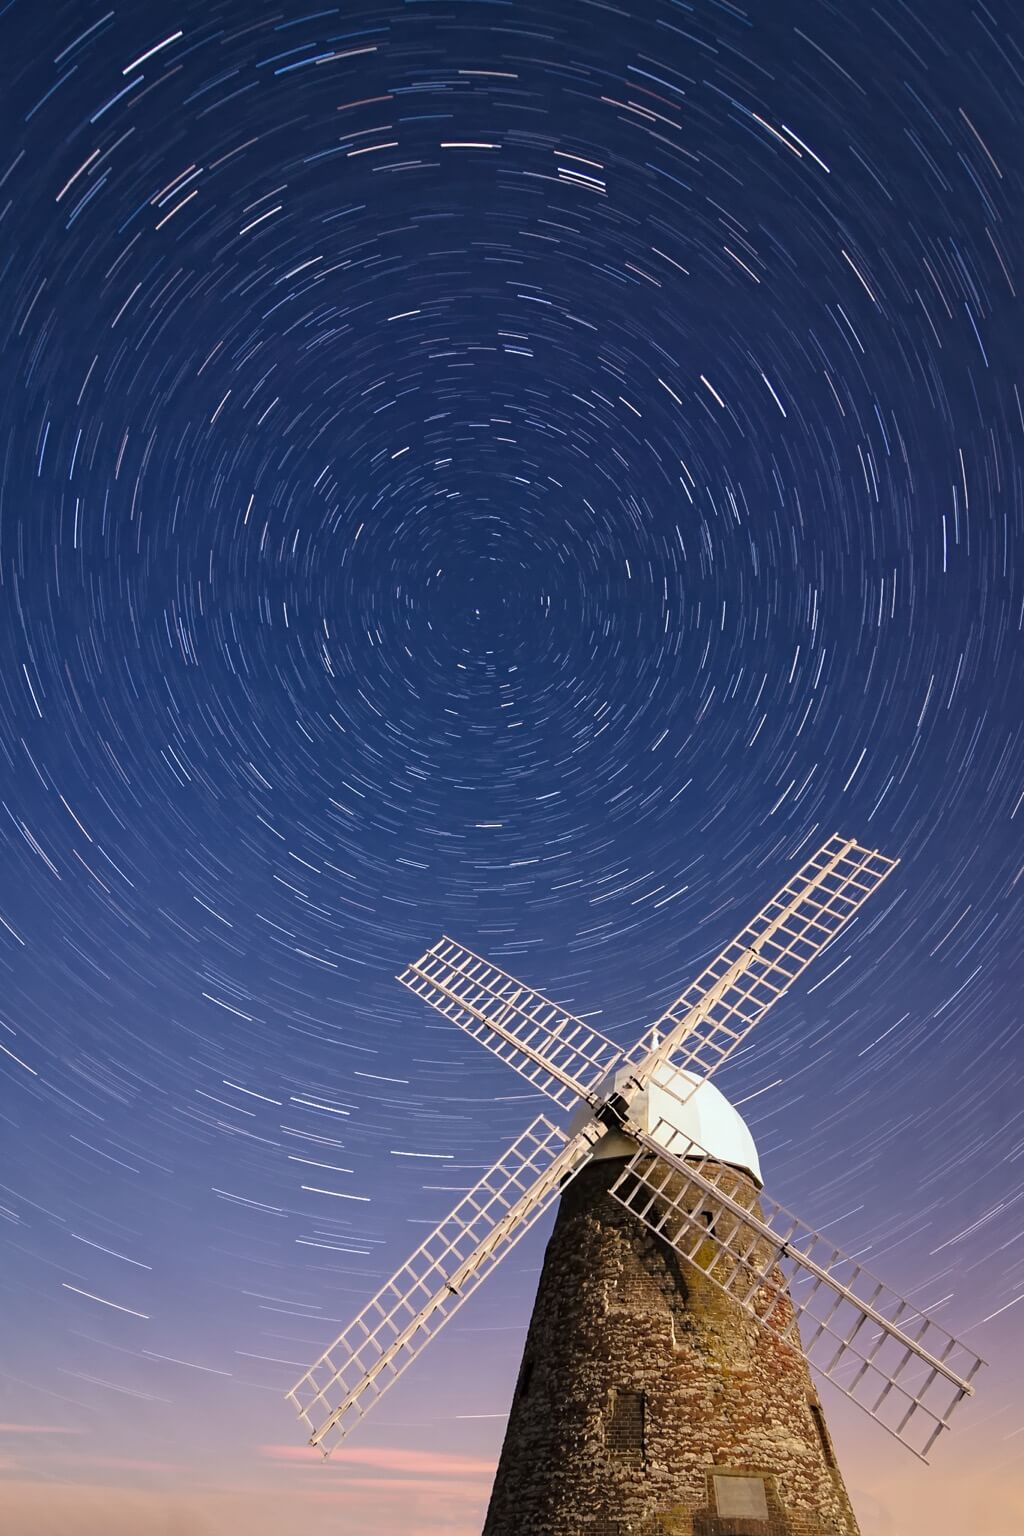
[
  {"xmin": 58, "ymin": 1454, "xmax": 187, "ymax": 1473},
  {"xmin": 853, "ymin": 1461, "xmax": 1024, "ymax": 1536},
  {"xmin": 305, "ymin": 1474, "xmax": 490, "ymax": 1499},
  {"xmin": 0, "ymin": 1434, "xmax": 495, "ymax": 1536},
  {"xmin": 0, "ymin": 1423, "xmax": 84, "ymax": 1434},
  {"xmin": 260, "ymin": 1441, "xmax": 495, "ymax": 1478},
  {"xmin": 0, "ymin": 1480, "xmax": 485, "ymax": 1536}
]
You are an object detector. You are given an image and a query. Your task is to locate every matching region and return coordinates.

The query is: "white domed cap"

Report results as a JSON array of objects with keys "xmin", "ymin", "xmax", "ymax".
[{"xmin": 569, "ymin": 1064, "xmax": 762, "ymax": 1186}]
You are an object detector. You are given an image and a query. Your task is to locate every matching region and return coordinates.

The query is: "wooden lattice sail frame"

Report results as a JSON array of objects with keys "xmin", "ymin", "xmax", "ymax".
[{"xmin": 286, "ymin": 834, "xmax": 983, "ymax": 1463}]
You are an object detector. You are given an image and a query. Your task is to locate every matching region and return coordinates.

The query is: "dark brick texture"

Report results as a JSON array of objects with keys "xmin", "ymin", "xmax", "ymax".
[{"xmin": 481, "ymin": 1157, "xmax": 861, "ymax": 1536}]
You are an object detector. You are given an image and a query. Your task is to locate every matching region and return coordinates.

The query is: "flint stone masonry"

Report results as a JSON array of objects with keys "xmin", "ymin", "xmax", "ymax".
[{"xmin": 481, "ymin": 1157, "xmax": 861, "ymax": 1536}]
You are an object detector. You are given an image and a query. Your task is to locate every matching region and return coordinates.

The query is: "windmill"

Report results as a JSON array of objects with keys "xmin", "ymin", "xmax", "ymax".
[{"xmin": 286, "ymin": 834, "xmax": 983, "ymax": 1535}]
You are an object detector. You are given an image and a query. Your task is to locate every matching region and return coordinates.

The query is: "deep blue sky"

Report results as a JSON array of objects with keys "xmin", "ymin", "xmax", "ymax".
[{"xmin": 0, "ymin": 3, "xmax": 1021, "ymax": 1532}]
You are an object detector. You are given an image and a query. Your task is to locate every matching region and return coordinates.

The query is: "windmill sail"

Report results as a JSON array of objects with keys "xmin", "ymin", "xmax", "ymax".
[
  {"xmin": 628, "ymin": 835, "xmax": 898, "ymax": 1145},
  {"xmin": 609, "ymin": 1131, "xmax": 982, "ymax": 1460},
  {"xmin": 399, "ymin": 936, "xmax": 623, "ymax": 1110},
  {"xmin": 288, "ymin": 831, "xmax": 979, "ymax": 1501},
  {"xmin": 287, "ymin": 1115, "xmax": 596, "ymax": 1455}
]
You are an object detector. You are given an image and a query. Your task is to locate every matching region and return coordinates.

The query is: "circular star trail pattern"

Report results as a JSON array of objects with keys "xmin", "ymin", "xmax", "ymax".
[{"xmin": 0, "ymin": 1, "xmax": 1022, "ymax": 1526}]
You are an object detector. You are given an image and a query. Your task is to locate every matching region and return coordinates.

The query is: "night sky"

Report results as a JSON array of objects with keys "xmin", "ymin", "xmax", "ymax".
[{"xmin": 0, "ymin": 2, "xmax": 1022, "ymax": 1533}]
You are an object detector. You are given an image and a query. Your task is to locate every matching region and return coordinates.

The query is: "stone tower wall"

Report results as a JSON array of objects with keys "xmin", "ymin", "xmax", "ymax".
[{"xmin": 482, "ymin": 1157, "xmax": 861, "ymax": 1536}]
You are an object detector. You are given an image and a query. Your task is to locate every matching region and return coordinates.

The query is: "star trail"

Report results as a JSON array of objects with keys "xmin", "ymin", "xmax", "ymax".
[{"xmin": 0, "ymin": 2, "xmax": 1021, "ymax": 1533}]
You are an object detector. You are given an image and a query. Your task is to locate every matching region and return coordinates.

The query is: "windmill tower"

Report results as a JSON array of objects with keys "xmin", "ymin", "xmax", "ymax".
[{"xmin": 286, "ymin": 835, "xmax": 983, "ymax": 1535}]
